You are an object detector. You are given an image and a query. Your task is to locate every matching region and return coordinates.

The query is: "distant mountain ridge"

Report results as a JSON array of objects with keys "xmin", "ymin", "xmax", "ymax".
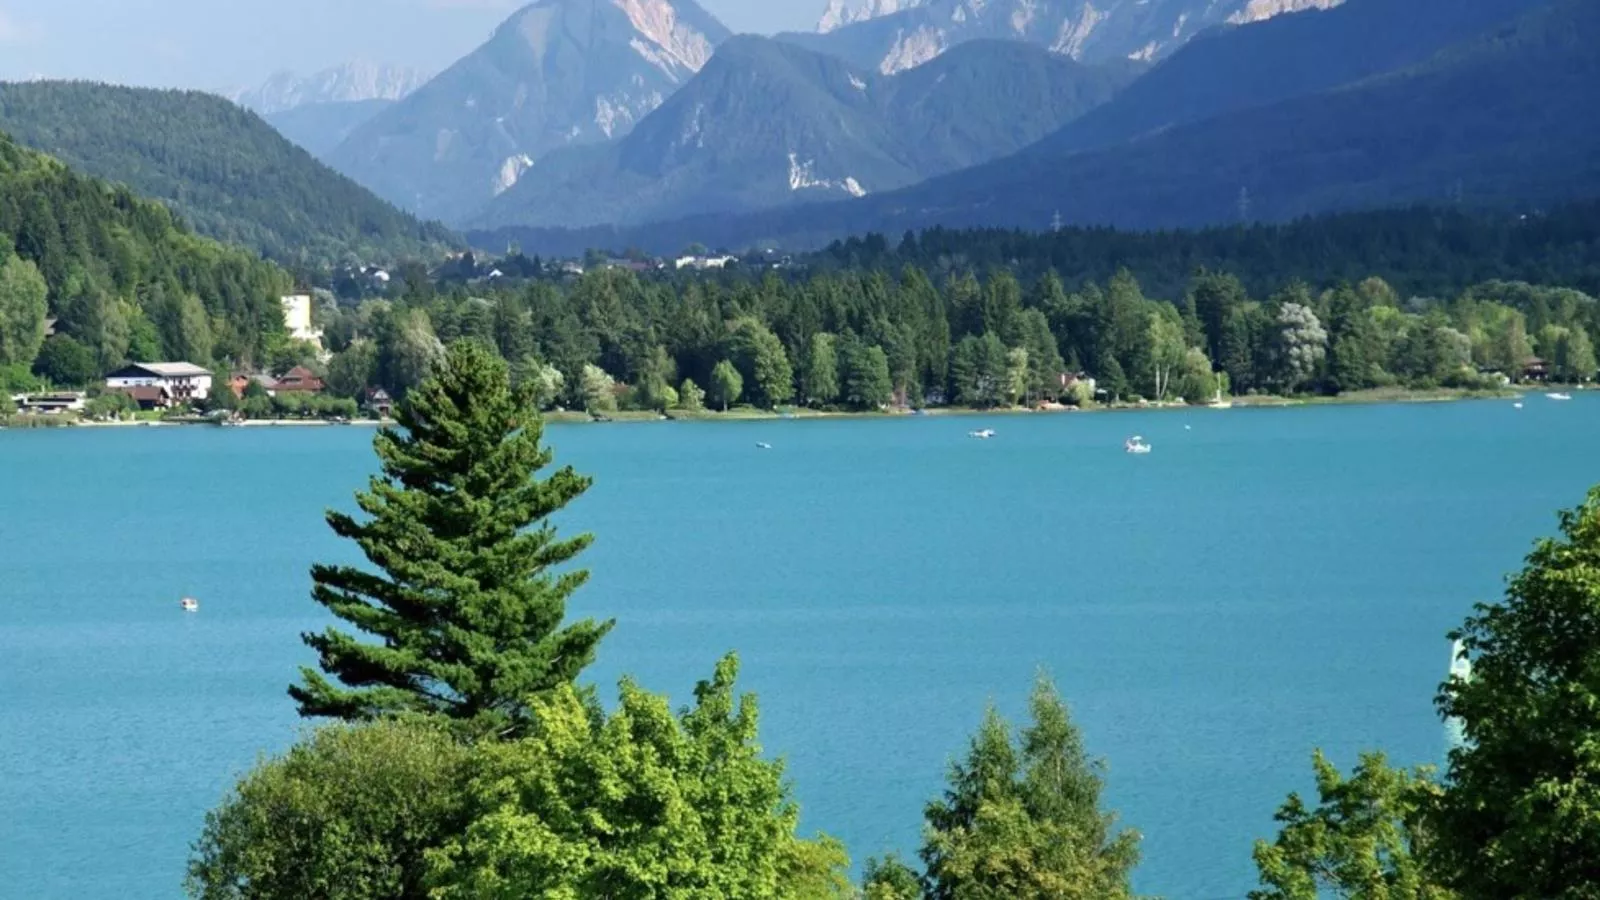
[
  {"xmin": 326, "ymin": 0, "xmax": 732, "ymax": 224},
  {"xmin": 0, "ymin": 81, "xmax": 457, "ymax": 264},
  {"xmin": 466, "ymin": 0, "xmax": 1599, "ymax": 254},
  {"xmin": 231, "ymin": 61, "xmax": 430, "ymax": 114},
  {"xmin": 265, "ymin": 99, "xmax": 396, "ymax": 158},
  {"xmin": 781, "ymin": 0, "xmax": 1344, "ymax": 73},
  {"xmin": 470, "ymin": 37, "xmax": 1138, "ymax": 230}
]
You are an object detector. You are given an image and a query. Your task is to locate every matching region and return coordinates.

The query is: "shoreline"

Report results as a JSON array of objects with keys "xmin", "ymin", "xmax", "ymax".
[{"xmin": 1, "ymin": 386, "xmax": 1576, "ymax": 432}]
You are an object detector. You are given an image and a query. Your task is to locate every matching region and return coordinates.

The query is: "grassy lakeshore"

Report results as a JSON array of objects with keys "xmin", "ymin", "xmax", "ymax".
[
  {"xmin": 546, "ymin": 385, "xmax": 1530, "ymax": 424},
  {"xmin": 3, "ymin": 385, "xmax": 1574, "ymax": 432}
]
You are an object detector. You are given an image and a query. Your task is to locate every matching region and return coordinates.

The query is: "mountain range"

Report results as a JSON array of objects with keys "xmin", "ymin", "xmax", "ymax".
[
  {"xmin": 782, "ymin": 0, "xmax": 1345, "ymax": 74},
  {"xmin": 326, "ymin": 0, "xmax": 733, "ymax": 224},
  {"xmin": 466, "ymin": 0, "xmax": 1598, "ymax": 254},
  {"xmin": 0, "ymin": 81, "xmax": 457, "ymax": 264},
  {"xmin": 1, "ymin": 0, "xmax": 1586, "ymax": 269},
  {"xmin": 468, "ymin": 37, "xmax": 1139, "ymax": 230}
]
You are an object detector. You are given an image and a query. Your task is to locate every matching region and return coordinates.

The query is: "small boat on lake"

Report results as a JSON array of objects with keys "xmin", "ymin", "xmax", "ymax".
[
  {"xmin": 180, "ymin": 597, "xmax": 199, "ymax": 612},
  {"xmin": 1547, "ymin": 392, "xmax": 1573, "ymax": 401},
  {"xmin": 969, "ymin": 429, "xmax": 996, "ymax": 440},
  {"xmin": 756, "ymin": 442, "xmax": 772, "ymax": 450},
  {"xmin": 1125, "ymin": 436, "xmax": 1152, "ymax": 454}
]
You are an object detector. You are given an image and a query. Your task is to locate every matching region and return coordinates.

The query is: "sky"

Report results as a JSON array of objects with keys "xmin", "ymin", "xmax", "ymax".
[{"xmin": 0, "ymin": 0, "xmax": 828, "ymax": 92}]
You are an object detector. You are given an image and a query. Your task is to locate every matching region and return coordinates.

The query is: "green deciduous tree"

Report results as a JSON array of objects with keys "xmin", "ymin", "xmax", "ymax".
[
  {"xmin": 290, "ymin": 340, "xmax": 613, "ymax": 738},
  {"xmin": 426, "ymin": 655, "xmax": 851, "ymax": 900},
  {"xmin": 579, "ymin": 363, "xmax": 616, "ymax": 413},
  {"xmin": 1174, "ymin": 347, "xmax": 1221, "ymax": 404},
  {"xmin": 840, "ymin": 338, "xmax": 893, "ymax": 411},
  {"xmin": 325, "ymin": 340, "xmax": 378, "ymax": 400},
  {"xmin": 1555, "ymin": 327, "xmax": 1596, "ymax": 383},
  {"xmin": 1433, "ymin": 486, "xmax": 1600, "ymax": 899},
  {"xmin": 710, "ymin": 359, "xmax": 743, "ymax": 411},
  {"xmin": 375, "ymin": 307, "xmax": 442, "ymax": 397},
  {"xmin": 31, "ymin": 334, "xmax": 100, "ymax": 386},
  {"xmin": 147, "ymin": 286, "xmax": 214, "ymax": 365},
  {"xmin": 864, "ymin": 855, "xmax": 924, "ymax": 900},
  {"xmin": 0, "ymin": 252, "xmax": 48, "ymax": 368},
  {"xmin": 950, "ymin": 333, "xmax": 1007, "ymax": 408},
  {"xmin": 679, "ymin": 377, "xmax": 706, "ymax": 412},
  {"xmin": 1005, "ymin": 347, "xmax": 1030, "ymax": 407},
  {"xmin": 803, "ymin": 332, "xmax": 841, "ymax": 407},
  {"xmin": 186, "ymin": 720, "xmax": 470, "ymax": 900},
  {"xmin": 912, "ymin": 674, "xmax": 1140, "ymax": 900},
  {"xmin": 1251, "ymin": 751, "xmax": 1452, "ymax": 900},
  {"xmin": 727, "ymin": 318, "xmax": 794, "ymax": 408},
  {"xmin": 1273, "ymin": 299, "xmax": 1328, "ymax": 393},
  {"xmin": 1143, "ymin": 313, "xmax": 1187, "ymax": 401}
]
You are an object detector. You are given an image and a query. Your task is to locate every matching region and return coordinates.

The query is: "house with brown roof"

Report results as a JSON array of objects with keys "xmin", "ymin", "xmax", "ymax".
[
  {"xmin": 110, "ymin": 385, "xmax": 174, "ymax": 410},
  {"xmin": 274, "ymin": 366, "xmax": 325, "ymax": 394}
]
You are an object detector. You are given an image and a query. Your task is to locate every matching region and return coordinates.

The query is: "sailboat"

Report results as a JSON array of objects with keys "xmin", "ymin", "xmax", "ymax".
[{"xmin": 1208, "ymin": 386, "xmax": 1233, "ymax": 410}]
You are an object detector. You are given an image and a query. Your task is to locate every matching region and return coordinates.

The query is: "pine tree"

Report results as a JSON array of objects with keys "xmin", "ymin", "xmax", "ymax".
[{"xmin": 291, "ymin": 340, "xmax": 613, "ymax": 738}]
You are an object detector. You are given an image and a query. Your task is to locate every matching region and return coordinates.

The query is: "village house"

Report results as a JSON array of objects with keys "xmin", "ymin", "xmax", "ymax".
[
  {"xmin": 674, "ymin": 254, "xmax": 737, "ymax": 271},
  {"xmin": 363, "ymin": 387, "xmax": 394, "ymax": 418},
  {"xmin": 274, "ymin": 366, "xmax": 325, "ymax": 393},
  {"xmin": 105, "ymin": 362, "xmax": 213, "ymax": 404},
  {"xmin": 114, "ymin": 385, "xmax": 174, "ymax": 410},
  {"xmin": 229, "ymin": 372, "xmax": 279, "ymax": 398}
]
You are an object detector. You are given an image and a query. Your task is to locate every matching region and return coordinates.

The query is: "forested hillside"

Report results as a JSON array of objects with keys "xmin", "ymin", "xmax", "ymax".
[
  {"xmin": 0, "ymin": 82, "xmax": 458, "ymax": 265},
  {"xmin": 0, "ymin": 130, "xmax": 292, "ymax": 387}
]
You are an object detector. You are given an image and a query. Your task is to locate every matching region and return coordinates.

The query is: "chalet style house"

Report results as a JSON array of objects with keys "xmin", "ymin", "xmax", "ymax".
[{"xmin": 105, "ymin": 362, "xmax": 213, "ymax": 404}]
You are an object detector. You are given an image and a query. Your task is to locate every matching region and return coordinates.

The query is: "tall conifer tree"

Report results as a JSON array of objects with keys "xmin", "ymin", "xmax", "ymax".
[{"xmin": 291, "ymin": 339, "xmax": 612, "ymax": 738}]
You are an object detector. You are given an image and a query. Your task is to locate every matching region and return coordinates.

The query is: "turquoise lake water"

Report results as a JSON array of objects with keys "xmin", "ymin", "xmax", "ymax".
[{"xmin": 3, "ymin": 397, "xmax": 1597, "ymax": 898}]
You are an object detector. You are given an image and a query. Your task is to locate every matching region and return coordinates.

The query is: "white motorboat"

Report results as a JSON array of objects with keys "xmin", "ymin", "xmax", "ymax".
[
  {"xmin": 1514, "ymin": 401, "xmax": 1524, "ymax": 409},
  {"xmin": 969, "ymin": 429, "xmax": 996, "ymax": 440},
  {"xmin": 1125, "ymin": 436, "xmax": 1152, "ymax": 454},
  {"xmin": 180, "ymin": 597, "xmax": 199, "ymax": 612},
  {"xmin": 1547, "ymin": 392, "xmax": 1573, "ymax": 401},
  {"xmin": 756, "ymin": 442, "xmax": 772, "ymax": 450}
]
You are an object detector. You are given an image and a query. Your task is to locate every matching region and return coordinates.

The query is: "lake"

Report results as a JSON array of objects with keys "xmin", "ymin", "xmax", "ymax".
[{"xmin": 3, "ymin": 396, "xmax": 1597, "ymax": 899}]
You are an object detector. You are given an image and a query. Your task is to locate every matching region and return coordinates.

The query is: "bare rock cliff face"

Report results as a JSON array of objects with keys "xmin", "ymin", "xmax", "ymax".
[
  {"xmin": 807, "ymin": 0, "xmax": 1348, "ymax": 73},
  {"xmin": 325, "ymin": 0, "xmax": 730, "ymax": 223}
]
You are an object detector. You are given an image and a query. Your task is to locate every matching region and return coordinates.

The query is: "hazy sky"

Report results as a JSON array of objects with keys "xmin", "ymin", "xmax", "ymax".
[{"xmin": 0, "ymin": 0, "xmax": 828, "ymax": 92}]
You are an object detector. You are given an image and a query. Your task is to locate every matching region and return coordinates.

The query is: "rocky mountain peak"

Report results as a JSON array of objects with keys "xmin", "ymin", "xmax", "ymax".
[
  {"xmin": 817, "ymin": 0, "xmax": 924, "ymax": 33},
  {"xmin": 232, "ymin": 61, "xmax": 430, "ymax": 114},
  {"xmin": 326, "ymin": 0, "xmax": 730, "ymax": 223},
  {"xmin": 799, "ymin": 0, "xmax": 1350, "ymax": 74}
]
